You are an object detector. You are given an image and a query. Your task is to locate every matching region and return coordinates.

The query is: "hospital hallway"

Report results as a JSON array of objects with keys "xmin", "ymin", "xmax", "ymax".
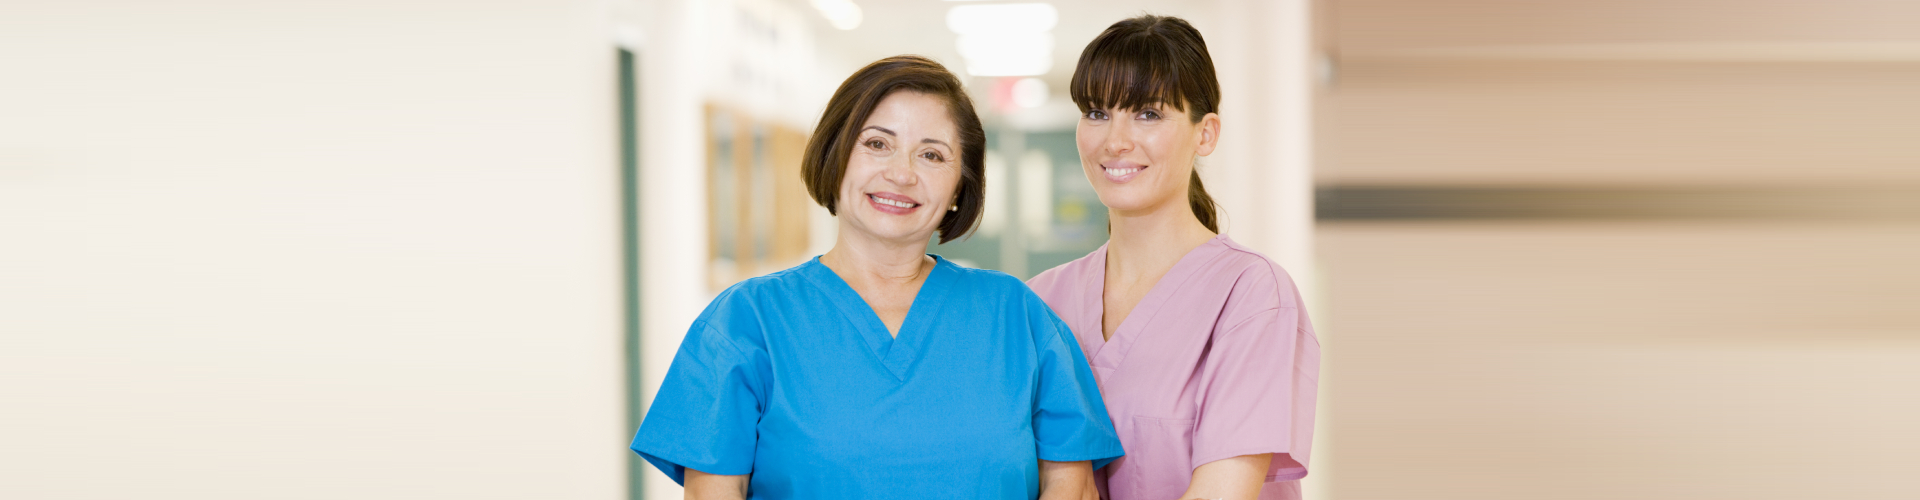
[{"xmin": 4, "ymin": 1, "xmax": 1917, "ymax": 499}]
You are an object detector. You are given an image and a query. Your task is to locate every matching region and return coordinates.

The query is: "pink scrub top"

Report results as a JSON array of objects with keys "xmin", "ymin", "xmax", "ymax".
[{"xmin": 1027, "ymin": 235, "xmax": 1321, "ymax": 500}]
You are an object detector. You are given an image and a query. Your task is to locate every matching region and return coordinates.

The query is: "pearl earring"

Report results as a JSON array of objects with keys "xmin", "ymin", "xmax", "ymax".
[{"xmin": 949, "ymin": 205, "xmax": 958, "ymax": 212}]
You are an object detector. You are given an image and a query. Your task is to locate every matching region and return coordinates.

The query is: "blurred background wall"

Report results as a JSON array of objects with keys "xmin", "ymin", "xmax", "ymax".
[
  {"xmin": 3, "ymin": 1, "xmax": 1915, "ymax": 499},
  {"xmin": 2, "ymin": 1, "xmax": 628, "ymax": 498},
  {"xmin": 1317, "ymin": 2, "xmax": 1920, "ymax": 499}
]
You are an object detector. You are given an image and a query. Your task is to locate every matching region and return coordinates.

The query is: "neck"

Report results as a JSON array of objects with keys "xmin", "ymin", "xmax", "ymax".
[
  {"xmin": 1106, "ymin": 197, "xmax": 1216, "ymax": 279},
  {"xmin": 822, "ymin": 225, "xmax": 932, "ymax": 286}
]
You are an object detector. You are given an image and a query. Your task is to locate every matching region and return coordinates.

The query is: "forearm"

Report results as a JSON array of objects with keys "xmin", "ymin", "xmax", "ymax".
[
  {"xmin": 1037, "ymin": 460, "xmax": 1093, "ymax": 500},
  {"xmin": 1178, "ymin": 453, "xmax": 1271, "ymax": 500},
  {"xmin": 684, "ymin": 468, "xmax": 750, "ymax": 500}
]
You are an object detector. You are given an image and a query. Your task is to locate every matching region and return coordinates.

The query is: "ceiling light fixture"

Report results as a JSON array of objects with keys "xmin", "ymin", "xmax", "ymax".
[
  {"xmin": 811, "ymin": 0, "xmax": 863, "ymax": 31},
  {"xmin": 947, "ymin": 3, "xmax": 1057, "ymax": 77}
]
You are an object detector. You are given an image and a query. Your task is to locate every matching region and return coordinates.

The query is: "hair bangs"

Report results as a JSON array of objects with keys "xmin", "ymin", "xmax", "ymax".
[{"xmin": 1070, "ymin": 33, "xmax": 1190, "ymax": 115}]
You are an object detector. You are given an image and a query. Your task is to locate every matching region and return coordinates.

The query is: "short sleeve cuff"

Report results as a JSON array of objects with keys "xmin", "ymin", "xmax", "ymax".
[
  {"xmin": 1039, "ymin": 445, "xmax": 1126, "ymax": 471},
  {"xmin": 1191, "ymin": 448, "xmax": 1306, "ymax": 482},
  {"xmin": 632, "ymin": 443, "xmax": 753, "ymax": 486}
]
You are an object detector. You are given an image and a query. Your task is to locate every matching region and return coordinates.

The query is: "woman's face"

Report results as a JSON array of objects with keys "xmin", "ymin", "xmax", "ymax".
[
  {"xmin": 1075, "ymin": 102, "xmax": 1219, "ymax": 215},
  {"xmin": 836, "ymin": 90, "xmax": 964, "ymax": 247}
]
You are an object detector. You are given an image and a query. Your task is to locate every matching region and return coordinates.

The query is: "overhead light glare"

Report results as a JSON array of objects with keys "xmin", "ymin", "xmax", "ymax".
[
  {"xmin": 956, "ymin": 32, "xmax": 1053, "ymax": 76},
  {"xmin": 811, "ymin": 0, "xmax": 863, "ymax": 30},
  {"xmin": 946, "ymin": 3, "xmax": 1057, "ymax": 35}
]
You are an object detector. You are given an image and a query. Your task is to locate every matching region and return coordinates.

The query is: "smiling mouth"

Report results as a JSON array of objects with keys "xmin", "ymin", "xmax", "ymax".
[
  {"xmin": 868, "ymin": 194, "xmax": 920, "ymax": 209},
  {"xmin": 1102, "ymin": 164, "xmax": 1148, "ymax": 180}
]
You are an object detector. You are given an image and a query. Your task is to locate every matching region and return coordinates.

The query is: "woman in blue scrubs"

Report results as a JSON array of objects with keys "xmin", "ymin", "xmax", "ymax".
[{"xmin": 631, "ymin": 55, "xmax": 1123, "ymax": 500}]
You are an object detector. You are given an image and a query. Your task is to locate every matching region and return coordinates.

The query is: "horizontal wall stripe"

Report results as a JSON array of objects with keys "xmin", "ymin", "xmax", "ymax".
[{"xmin": 1316, "ymin": 186, "xmax": 1920, "ymax": 221}]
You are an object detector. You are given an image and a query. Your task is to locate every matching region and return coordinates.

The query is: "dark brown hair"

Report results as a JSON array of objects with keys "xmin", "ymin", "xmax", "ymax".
[
  {"xmin": 801, "ymin": 55, "xmax": 986, "ymax": 244},
  {"xmin": 1070, "ymin": 15, "xmax": 1222, "ymax": 233}
]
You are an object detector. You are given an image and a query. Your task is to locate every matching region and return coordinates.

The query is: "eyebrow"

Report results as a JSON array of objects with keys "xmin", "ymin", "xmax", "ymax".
[{"xmin": 860, "ymin": 125, "xmax": 952, "ymax": 149}]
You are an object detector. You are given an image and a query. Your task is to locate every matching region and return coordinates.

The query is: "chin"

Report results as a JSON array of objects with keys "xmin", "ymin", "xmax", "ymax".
[{"xmin": 1093, "ymin": 188, "xmax": 1167, "ymax": 213}]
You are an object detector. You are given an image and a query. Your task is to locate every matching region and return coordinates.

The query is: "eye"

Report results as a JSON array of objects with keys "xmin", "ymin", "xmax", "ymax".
[
  {"xmin": 1085, "ymin": 109, "xmax": 1108, "ymax": 120},
  {"xmin": 1137, "ymin": 108, "xmax": 1161, "ymax": 120},
  {"xmin": 920, "ymin": 150, "xmax": 947, "ymax": 163},
  {"xmin": 863, "ymin": 138, "xmax": 888, "ymax": 151}
]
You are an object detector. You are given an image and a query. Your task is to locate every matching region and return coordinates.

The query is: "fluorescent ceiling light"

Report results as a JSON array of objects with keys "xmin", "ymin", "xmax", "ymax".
[
  {"xmin": 946, "ymin": 3, "xmax": 1057, "ymax": 35},
  {"xmin": 949, "ymin": 3, "xmax": 1056, "ymax": 77},
  {"xmin": 957, "ymin": 32, "xmax": 1053, "ymax": 76},
  {"xmin": 811, "ymin": 0, "xmax": 863, "ymax": 30}
]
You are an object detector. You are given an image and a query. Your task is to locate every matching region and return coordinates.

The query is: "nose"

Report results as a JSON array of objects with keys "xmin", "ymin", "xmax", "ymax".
[
  {"xmin": 1104, "ymin": 117, "xmax": 1136, "ymax": 156},
  {"xmin": 881, "ymin": 152, "xmax": 917, "ymax": 186}
]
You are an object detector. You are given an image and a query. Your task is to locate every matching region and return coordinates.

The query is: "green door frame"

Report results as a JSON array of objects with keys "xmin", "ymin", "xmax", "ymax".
[{"xmin": 618, "ymin": 46, "xmax": 645, "ymax": 500}]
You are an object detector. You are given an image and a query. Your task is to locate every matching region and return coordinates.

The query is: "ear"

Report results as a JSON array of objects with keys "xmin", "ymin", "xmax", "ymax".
[{"xmin": 1194, "ymin": 112, "xmax": 1222, "ymax": 157}]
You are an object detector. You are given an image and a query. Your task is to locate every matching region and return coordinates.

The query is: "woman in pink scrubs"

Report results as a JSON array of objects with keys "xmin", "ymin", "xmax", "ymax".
[{"xmin": 1026, "ymin": 15, "xmax": 1321, "ymax": 500}]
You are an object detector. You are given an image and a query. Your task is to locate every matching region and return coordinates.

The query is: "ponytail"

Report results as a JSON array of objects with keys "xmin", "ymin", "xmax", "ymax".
[{"xmin": 1188, "ymin": 168, "xmax": 1219, "ymax": 233}]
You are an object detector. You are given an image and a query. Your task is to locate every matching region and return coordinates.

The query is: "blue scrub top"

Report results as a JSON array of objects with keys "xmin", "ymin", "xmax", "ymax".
[{"xmin": 632, "ymin": 255, "xmax": 1123, "ymax": 499}]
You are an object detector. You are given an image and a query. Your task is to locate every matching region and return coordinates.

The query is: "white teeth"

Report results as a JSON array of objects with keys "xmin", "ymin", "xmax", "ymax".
[
  {"xmin": 870, "ymin": 195, "xmax": 916, "ymax": 208},
  {"xmin": 1108, "ymin": 168, "xmax": 1140, "ymax": 176}
]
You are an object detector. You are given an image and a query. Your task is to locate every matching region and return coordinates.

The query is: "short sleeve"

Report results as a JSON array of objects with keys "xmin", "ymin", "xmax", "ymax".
[
  {"xmin": 1190, "ymin": 271, "xmax": 1321, "ymax": 481},
  {"xmin": 1031, "ymin": 313, "xmax": 1126, "ymax": 470},
  {"xmin": 629, "ymin": 320, "xmax": 767, "ymax": 485}
]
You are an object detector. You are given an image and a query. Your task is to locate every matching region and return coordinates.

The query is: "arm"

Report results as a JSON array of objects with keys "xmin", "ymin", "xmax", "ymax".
[
  {"xmin": 684, "ymin": 468, "xmax": 749, "ymax": 500},
  {"xmin": 1176, "ymin": 453, "xmax": 1271, "ymax": 500},
  {"xmin": 1037, "ymin": 459, "xmax": 1092, "ymax": 500},
  {"xmin": 1182, "ymin": 267, "xmax": 1319, "ymax": 499}
]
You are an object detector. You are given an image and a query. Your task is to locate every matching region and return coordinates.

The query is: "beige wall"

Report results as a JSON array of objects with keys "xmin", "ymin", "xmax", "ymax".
[
  {"xmin": 1324, "ymin": 60, "xmax": 1920, "ymax": 186},
  {"xmin": 1, "ymin": 1, "xmax": 628, "ymax": 498},
  {"xmin": 1318, "ymin": 1, "xmax": 1920, "ymax": 499},
  {"xmin": 1319, "ymin": 221, "xmax": 1920, "ymax": 499}
]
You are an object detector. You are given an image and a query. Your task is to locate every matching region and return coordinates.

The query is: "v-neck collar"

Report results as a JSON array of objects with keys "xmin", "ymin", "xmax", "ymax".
[
  {"xmin": 1082, "ymin": 234, "xmax": 1228, "ymax": 371},
  {"xmin": 800, "ymin": 255, "xmax": 955, "ymax": 381}
]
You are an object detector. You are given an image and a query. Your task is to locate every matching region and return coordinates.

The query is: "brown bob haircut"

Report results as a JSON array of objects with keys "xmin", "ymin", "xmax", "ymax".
[
  {"xmin": 1070, "ymin": 15, "xmax": 1223, "ymax": 233},
  {"xmin": 801, "ymin": 55, "xmax": 987, "ymax": 244}
]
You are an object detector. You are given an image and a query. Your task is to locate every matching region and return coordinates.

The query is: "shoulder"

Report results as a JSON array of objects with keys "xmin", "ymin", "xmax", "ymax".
[
  {"xmin": 738, "ymin": 260, "xmax": 816, "ymax": 291},
  {"xmin": 1211, "ymin": 236, "xmax": 1303, "ymax": 311},
  {"xmin": 1025, "ymin": 247, "xmax": 1102, "ymax": 300},
  {"xmin": 691, "ymin": 262, "xmax": 818, "ymax": 349}
]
